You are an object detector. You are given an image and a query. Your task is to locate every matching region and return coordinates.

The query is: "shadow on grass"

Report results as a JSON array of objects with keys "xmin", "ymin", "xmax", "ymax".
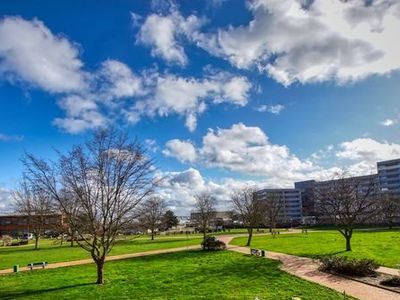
[{"xmin": 0, "ymin": 283, "xmax": 95, "ymax": 300}]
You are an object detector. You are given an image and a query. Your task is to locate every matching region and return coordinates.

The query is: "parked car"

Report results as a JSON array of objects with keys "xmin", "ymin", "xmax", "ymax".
[{"xmin": 22, "ymin": 233, "xmax": 33, "ymax": 240}]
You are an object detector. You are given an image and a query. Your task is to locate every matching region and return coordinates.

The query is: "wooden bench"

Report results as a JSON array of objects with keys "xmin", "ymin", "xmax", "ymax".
[
  {"xmin": 27, "ymin": 262, "xmax": 48, "ymax": 270},
  {"xmin": 250, "ymin": 248, "xmax": 265, "ymax": 257}
]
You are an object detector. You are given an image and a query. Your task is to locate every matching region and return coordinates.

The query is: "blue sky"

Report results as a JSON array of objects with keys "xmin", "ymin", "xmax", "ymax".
[{"xmin": 1, "ymin": 0, "xmax": 400, "ymax": 214}]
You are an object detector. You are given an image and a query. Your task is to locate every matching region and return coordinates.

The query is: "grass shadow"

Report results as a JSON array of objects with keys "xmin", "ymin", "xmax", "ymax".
[{"xmin": 0, "ymin": 283, "xmax": 95, "ymax": 299}]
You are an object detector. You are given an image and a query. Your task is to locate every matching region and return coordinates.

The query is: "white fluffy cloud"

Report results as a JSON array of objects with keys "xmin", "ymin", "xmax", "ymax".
[
  {"xmin": 126, "ymin": 72, "xmax": 251, "ymax": 131},
  {"xmin": 164, "ymin": 123, "xmax": 316, "ymax": 185},
  {"xmin": 53, "ymin": 94, "xmax": 107, "ymax": 133},
  {"xmin": 337, "ymin": 138, "xmax": 400, "ymax": 163},
  {"xmin": 0, "ymin": 188, "xmax": 13, "ymax": 214},
  {"xmin": 163, "ymin": 139, "xmax": 197, "ymax": 163},
  {"xmin": 0, "ymin": 16, "xmax": 88, "ymax": 93},
  {"xmin": 195, "ymin": 0, "xmax": 400, "ymax": 85},
  {"xmin": 155, "ymin": 168, "xmax": 259, "ymax": 214},
  {"xmin": 137, "ymin": 10, "xmax": 203, "ymax": 66},
  {"xmin": 256, "ymin": 104, "xmax": 285, "ymax": 114},
  {"xmin": 96, "ymin": 60, "xmax": 143, "ymax": 100},
  {"xmin": 164, "ymin": 123, "xmax": 400, "ymax": 189}
]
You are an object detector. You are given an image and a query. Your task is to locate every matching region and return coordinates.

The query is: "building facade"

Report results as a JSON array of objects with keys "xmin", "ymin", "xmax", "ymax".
[
  {"xmin": 0, "ymin": 214, "xmax": 66, "ymax": 237},
  {"xmin": 378, "ymin": 159, "xmax": 400, "ymax": 194},
  {"xmin": 256, "ymin": 188, "xmax": 302, "ymax": 225}
]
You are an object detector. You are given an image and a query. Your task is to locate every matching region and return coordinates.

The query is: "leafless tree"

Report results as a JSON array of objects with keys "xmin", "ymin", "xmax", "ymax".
[
  {"xmin": 231, "ymin": 187, "xmax": 264, "ymax": 246},
  {"xmin": 139, "ymin": 196, "xmax": 166, "ymax": 240},
  {"xmin": 194, "ymin": 193, "xmax": 216, "ymax": 249},
  {"xmin": 315, "ymin": 171, "xmax": 379, "ymax": 251},
  {"xmin": 263, "ymin": 192, "xmax": 284, "ymax": 233},
  {"xmin": 379, "ymin": 192, "xmax": 400, "ymax": 229},
  {"xmin": 13, "ymin": 178, "xmax": 54, "ymax": 249},
  {"xmin": 22, "ymin": 129, "xmax": 157, "ymax": 284}
]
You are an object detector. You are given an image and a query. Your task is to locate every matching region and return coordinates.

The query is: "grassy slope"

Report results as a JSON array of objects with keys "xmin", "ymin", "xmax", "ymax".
[
  {"xmin": 0, "ymin": 250, "xmax": 347, "ymax": 300},
  {"xmin": 231, "ymin": 230, "xmax": 400, "ymax": 268},
  {"xmin": 0, "ymin": 236, "xmax": 201, "ymax": 270}
]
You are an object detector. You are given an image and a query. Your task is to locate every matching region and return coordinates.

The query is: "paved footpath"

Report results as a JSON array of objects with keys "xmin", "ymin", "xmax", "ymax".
[
  {"xmin": 0, "ymin": 244, "xmax": 200, "ymax": 275},
  {"xmin": 218, "ymin": 235, "xmax": 399, "ymax": 300}
]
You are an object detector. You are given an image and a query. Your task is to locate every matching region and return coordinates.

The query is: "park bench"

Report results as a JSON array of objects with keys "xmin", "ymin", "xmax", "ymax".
[
  {"xmin": 27, "ymin": 262, "xmax": 48, "ymax": 270},
  {"xmin": 250, "ymin": 248, "xmax": 265, "ymax": 257}
]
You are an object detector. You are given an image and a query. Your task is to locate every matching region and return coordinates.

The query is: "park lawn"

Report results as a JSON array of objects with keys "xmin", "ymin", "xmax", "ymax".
[
  {"xmin": 0, "ymin": 236, "xmax": 201, "ymax": 271},
  {"xmin": 231, "ymin": 230, "xmax": 400, "ymax": 268},
  {"xmin": 0, "ymin": 250, "xmax": 348, "ymax": 299}
]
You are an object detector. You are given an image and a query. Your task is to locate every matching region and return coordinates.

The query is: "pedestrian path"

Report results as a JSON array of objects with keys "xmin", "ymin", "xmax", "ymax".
[{"xmin": 218, "ymin": 235, "xmax": 399, "ymax": 300}]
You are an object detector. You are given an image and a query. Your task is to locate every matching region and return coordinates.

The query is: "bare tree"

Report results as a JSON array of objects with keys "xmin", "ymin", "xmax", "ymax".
[
  {"xmin": 194, "ymin": 193, "xmax": 216, "ymax": 249},
  {"xmin": 263, "ymin": 192, "xmax": 284, "ymax": 233},
  {"xmin": 379, "ymin": 192, "xmax": 400, "ymax": 229},
  {"xmin": 139, "ymin": 197, "xmax": 166, "ymax": 240},
  {"xmin": 231, "ymin": 187, "xmax": 264, "ymax": 246},
  {"xmin": 13, "ymin": 178, "xmax": 54, "ymax": 249},
  {"xmin": 22, "ymin": 129, "xmax": 157, "ymax": 284},
  {"xmin": 315, "ymin": 171, "xmax": 379, "ymax": 251}
]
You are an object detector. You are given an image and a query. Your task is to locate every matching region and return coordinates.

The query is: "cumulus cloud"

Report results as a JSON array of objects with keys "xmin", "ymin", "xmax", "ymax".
[
  {"xmin": 155, "ymin": 168, "xmax": 260, "ymax": 215},
  {"xmin": 96, "ymin": 60, "xmax": 144, "ymax": 100},
  {"xmin": 0, "ymin": 188, "xmax": 13, "ymax": 214},
  {"xmin": 337, "ymin": 137, "xmax": 400, "ymax": 163},
  {"xmin": 256, "ymin": 104, "xmax": 285, "ymax": 114},
  {"xmin": 0, "ymin": 16, "xmax": 253, "ymax": 133},
  {"xmin": 137, "ymin": 9, "xmax": 203, "ymax": 66},
  {"xmin": 0, "ymin": 16, "xmax": 88, "ymax": 93},
  {"xmin": 163, "ymin": 123, "xmax": 317, "ymax": 185},
  {"xmin": 126, "ymin": 72, "xmax": 251, "ymax": 131},
  {"xmin": 380, "ymin": 119, "xmax": 397, "ymax": 126},
  {"xmin": 194, "ymin": 0, "xmax": 400, "ymax": 85},
  {"xmin": 53, "ymin": 94, "xmax": 107, "ymax": 134},
  {"xmin": 163, "ymin": 139, "xmax": 197, "ymax": 163},
  {"xmin": 164, "ymin": 123, "xmax": 400, "ymax": 189}
]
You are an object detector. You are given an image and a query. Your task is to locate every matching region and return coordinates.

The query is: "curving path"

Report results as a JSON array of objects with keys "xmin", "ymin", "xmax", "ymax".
[{"xmin": 219, "ymin": 235, "xmax": 399, "ymax": 300}]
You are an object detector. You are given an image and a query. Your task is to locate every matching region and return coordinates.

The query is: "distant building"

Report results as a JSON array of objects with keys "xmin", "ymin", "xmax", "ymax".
[
  {"xmin": 0, "ymin": 214, "xmax": 66, "ymax": 237},
  {"xmin": 293, "ymin": 158, "xmax": 400, "ymax": 225},
  {"xmin": 256, "ymin": 188, "xmax": 302, "ymax": 225},
  {"xmin": 190, "ymin": 211, "xmax": 235, "ymax": 229},
  {"xmin": 378, "ymin": 158, "xmax": 400, "ymax": 194}
]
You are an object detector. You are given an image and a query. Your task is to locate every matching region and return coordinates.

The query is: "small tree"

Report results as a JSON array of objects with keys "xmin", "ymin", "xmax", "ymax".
[
  {"xmin": 139, "ymin": 197, "xmax": 166, "ymax": 240},
  {"xmin": 161, "ymin": 210, "xmax": 179, "ymax": 231},
  {"xmin": 315, "ymin": 171, "xmax": 379, "ymax": 251},
  {"xmin": 231, "ymin": 187, "xmax": 264, "ymax": 246},
  {"xmin": 263, "ymin": 191, "xmax": 284, "ymax": 232},
  {"xmin": 13, "ymin": 179, "xmax": 54, "ymax": 250},
  {"xmin": 194, "ymin": 193, "xmax": 216, "ymax": 249},
  {"xmin": 22, "ymin": 129, "xmax": 156, "ymax": 284}
]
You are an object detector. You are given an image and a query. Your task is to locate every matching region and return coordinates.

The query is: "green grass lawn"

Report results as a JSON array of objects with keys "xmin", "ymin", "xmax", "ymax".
[
  {"xmin": 0, "ymin": 236, "xmax": 201, "ymax": 271},
  {"xmin": 0, "ymin": 250, "xmax": 348, "ymax": 299},
  {"xmin": 231, "ymin": 229, "xmax": 400, "ymax": 268}
]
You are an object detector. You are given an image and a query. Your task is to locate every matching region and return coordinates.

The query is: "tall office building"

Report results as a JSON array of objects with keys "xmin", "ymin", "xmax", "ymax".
[
  {"xmin": 378, "ymin": 159, "xmax": 400, "ymax": 194},
  {"xmin": 256, "ymin": 188, "xmax": 302, "ymax": 225}
]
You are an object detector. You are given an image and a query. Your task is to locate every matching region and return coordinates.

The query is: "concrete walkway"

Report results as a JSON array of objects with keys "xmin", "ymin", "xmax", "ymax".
[
  {"xmin": 0, "ymin": 244, "xmax": 200, "ymax": 275},
  {"xmin": 219, "ymin": 235, "xmax": 399, "ymax": 300}
]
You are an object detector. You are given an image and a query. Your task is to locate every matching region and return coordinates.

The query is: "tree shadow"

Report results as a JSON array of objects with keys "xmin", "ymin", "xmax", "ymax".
[{"xmin": 0, "ymin": 282, "xmax": 95, "ymax": 299}]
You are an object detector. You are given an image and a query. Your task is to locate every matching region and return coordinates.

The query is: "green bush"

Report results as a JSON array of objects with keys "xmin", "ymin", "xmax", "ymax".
[
  {"xmin": 319, "ymin": 256, "xmax": 378, "ymax": 277},
  {"xmin": 380, "ymin": 276, "xmax": 400, "ymax": 287},
  {"xmin": 201, "ymin": 236, "xmax": 226, "ymax": 251}
]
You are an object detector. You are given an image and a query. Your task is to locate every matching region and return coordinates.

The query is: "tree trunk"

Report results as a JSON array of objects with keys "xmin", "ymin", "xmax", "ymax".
[
  {"xmin": 151, "ymin": 229, "xmax": 154, "ymax": 240},
  {"xmin": 70, "ymin": 231, "xmax": 74, "ymax": 247},
  {"xmin": 246, "ymin": 227, "xmax": 253, "ymax": 246},
  {"xmin": 202, "ymin": 226, "xmax": 207, "ymax": 250},
  {"xmin": 345, "ymin": 235, "xmax": 352, "ymax": 251},
  {"xmin": 96, "ymin": 259, "xmax": 105, "ymax": 284},
  {"xmin": 34, "ymin": 235, "xmax": 39, "ymax": 250}
]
